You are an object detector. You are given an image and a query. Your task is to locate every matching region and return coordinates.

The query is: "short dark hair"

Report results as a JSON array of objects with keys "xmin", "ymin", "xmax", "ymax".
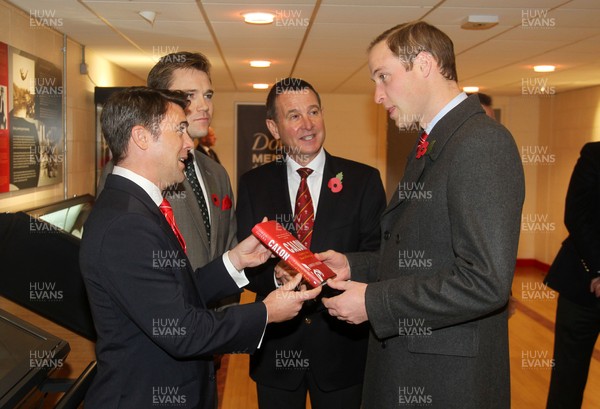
[
  {"xmin": 147, "ymin": 52, "xmax": 211, "ymax": 89},
  {"xmin": 266, "ymin": 78, "xmax": 321, "ymax": 121},
  {"xmin": 369, "ymin": 21, "xmax": 458, "ymax": 82},
  {"xmin": 476, "ymin": 92, "xmax": 493, "ymax": 107},
  {"xmin": 101, "ymin": 87, "xmax": 188, "ymax": 165}
]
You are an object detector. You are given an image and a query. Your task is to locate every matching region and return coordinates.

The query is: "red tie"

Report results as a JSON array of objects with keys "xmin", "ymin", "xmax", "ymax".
[
  {"xmin": 416, "ymin": 131, "xmax": 429, "ymax": 159},
  {"xmin": 159, "ymin": 198, "xmax": 187, "ymax": 253},
  {"xmin": 294, "ymin": 168, "xmax": 314, "ymax": 249}
]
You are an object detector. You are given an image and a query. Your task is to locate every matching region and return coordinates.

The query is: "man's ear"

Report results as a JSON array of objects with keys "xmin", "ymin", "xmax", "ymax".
[
  {"xmin": 131, "ymin": 125, "xmax": 150, "ymax": 151},
  {"xmin": 416, "ymin": 51, "xmax": 433, "ymax": 78},
  {"xmin": 266, "ymin": 119, "xmax": 280, "ymax": 140}
]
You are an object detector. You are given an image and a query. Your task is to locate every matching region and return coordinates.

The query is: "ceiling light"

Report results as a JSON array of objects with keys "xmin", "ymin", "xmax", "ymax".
[
  {"xmin": 250, "ymin": 60, "xmax": 271, "ymax": 68},
  {"xmin": 463, "ymin": 86, "xmax": 480, "ymax": 93},
  {"xmin": 139, "ymin": 10, "xmax": 156, "ymax": 26},
  {"xmin": 534, "ymin": 65, "xmax": 555, "ymax": 73},
  {"xmin": 243, "ymin": 12, "xmax": 274, "ymax": 24},
  {"xmin": 461, "ymin": 15, "xmax": 499, "ymax": 30},
  {"xmin": 253, "ymin": 83, "xmax": 269, "ymax": 90}
]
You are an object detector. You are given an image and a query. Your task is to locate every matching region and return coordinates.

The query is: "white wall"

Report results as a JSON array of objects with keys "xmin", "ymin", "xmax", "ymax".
[{"xmin": 210, "ymin": 92, "xmax": 385, "ymax": 194}]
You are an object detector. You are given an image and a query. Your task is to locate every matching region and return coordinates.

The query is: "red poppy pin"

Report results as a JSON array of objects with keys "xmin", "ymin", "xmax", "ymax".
[
  {"xmin": 211, "ymin": 194, "xmax": 232, "ymax": 211},
  {"xmin": 221, "ymin": 194, "xmax": 232, "ymax": 211},
  {"xmin": 328, "ymin": 172, "xmax": 343, "ymax": 193},
  {"xmin": 415, "ymin": 141, "xmax": 429, "ymax": 159}
]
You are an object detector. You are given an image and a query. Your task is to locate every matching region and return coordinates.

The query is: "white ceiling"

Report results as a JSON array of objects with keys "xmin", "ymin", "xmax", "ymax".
[{"xmin": 10, "ymin": 0, "xmax": 600, "ymax": 95}]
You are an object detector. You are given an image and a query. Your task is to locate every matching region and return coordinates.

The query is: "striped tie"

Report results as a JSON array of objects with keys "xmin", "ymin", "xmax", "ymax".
[
  {"xmin": 294, "ymin": 168, "xmax": 314, "ymax": 249},
  {"xmin": 159, "ymin": 198, "xmax": 187, "ymax": 253}
]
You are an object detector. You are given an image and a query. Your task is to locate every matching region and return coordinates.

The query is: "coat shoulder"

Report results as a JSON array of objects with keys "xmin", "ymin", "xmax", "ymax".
[
  {"xmin": 195, "ymin": 150, "xmax": 229, "ymax": 179},
  {"xmin": 581, "ymin": 141, "xmax": 600, "ymax": 156}
]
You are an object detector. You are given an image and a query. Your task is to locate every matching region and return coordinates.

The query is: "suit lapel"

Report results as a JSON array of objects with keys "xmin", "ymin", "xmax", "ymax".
[
  {"xmin": 383, "ymin": 142, "xmax": 427, "ymax": 217},
  {"xmin": 273, "ymin": 160, "xmax": 295, "ymax": 232},
  {"xmin": 194, "ymin": 152, "xmax": 219, "ymax": 256},
  {"xmin": 108, "ymin": 175, "xmax": 184, "ymax": 253},
  {"xmin": 383, "ymin": 94, "xmax": 483, "ymax": 218}
]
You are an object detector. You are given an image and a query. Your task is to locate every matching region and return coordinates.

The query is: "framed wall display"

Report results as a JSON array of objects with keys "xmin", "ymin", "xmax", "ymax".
[
  {"xmin": 235, "ymin": 102, "xmax": 282, "ymax": 183},
  {"xmin": 0, "ymin": 42, "xmax": 63, "ymax": 193}
]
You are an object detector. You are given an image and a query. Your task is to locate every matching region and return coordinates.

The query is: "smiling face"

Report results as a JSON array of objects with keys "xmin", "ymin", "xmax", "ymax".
[
  {"xmin": 149, "ymin": 103, "xmax": 193, "ymax": 188},
  {"xmin": 168, "ymin": 68, "xmax": 213, "ymax": 139},
  {"xmin": 266, "ymin": 89, "xmax": 325, "ymax": 166},
  {"xmin": 369, "ymin": 40, "xmax": 425, "ymax": 130}
]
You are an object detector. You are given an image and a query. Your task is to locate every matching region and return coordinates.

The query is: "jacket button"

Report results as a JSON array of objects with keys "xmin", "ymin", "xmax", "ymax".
[
  {"xmin": 383, "ymin": 231, "xmax": 391, "ymax": 240},
  {"xmin": 395, "ymin": 234, "xmax": 401, "ymax": 244},
  {"xmin": 381, "ymin": 341, "xmax": 386, "ymax": 349},
  {"xmin": 304, "ymin": 317, "xmax": 312, "ymax": 324}
]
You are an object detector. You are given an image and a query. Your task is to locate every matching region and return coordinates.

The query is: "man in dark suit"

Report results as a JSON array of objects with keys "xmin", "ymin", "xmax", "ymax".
[
  {"xmin": 321, "ymin": 22, "xmax": 525, "ymax": 408},
  {"xmin": 236, "ymin": 78, "xmax": 386, "ymax": 409},
  {"xmin": 80, "ymin": 87, "xmax": 320, "ymax": 409},
  {"xmin": 99, "ymin": 52, "xmax": 235, "ymax": 284},
  {"xmin": 545, "ymin": 142, "xmax": 600, "ymax": 409}
]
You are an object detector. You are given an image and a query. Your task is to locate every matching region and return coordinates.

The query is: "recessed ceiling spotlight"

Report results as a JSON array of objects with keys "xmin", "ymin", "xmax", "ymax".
[
  {"xmin": 243, "ymin": 12, "xmax": 275, "ymax": 24},
  {"xmin": 139, "ymin": 10, "xmax": 156, "ymax": 26},
  {"xmin": 461, "ymin": 15, "xmax": 499, "ymax": 30},
  {"xmin": 253, "ymin": 83, "xmax": 269, "ymax": 89},
  {"xmin": 250, "ymin": 60, "xmax": 271, "ymax": 68},
  {"xmin": 463, "ymin": 86, "xmax": 480, "ymax": 93},
  {"xmin": 533, "ymin": 65, "xmax": 555, "ymax": 73}
]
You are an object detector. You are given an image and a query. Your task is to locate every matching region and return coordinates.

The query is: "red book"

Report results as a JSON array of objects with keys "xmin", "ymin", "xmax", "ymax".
[{"xmin": 251, "ymin": 220, "xmax": 336, "ymax": 288}]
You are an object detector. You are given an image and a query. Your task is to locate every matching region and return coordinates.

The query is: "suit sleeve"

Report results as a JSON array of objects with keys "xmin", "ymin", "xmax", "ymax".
[
  {"xmin": 96, "ymin": 213, "xmax": 266, "ymax": 358},
  {"xmin": 564, "ymin": 143, "xmax": 600, "ymax": 275},
  {"xmin": 346, "ymin": 168, "xmax": 386, "ymax": 283},
  {"xmin": 223, "ymin": 169, "xmax": 239, "ymax": 251},
  {"xmin": 365, "ymin": 127, "xmax": 524, "ymax": 339},
  {"xmin": 356, "ymin": 168, "xmax": 386, "ymax": 251},
  {"xmin": 347, "ymin": 251, "xmax": 380, "ymax": 283},
  {"xmin": 236, "ymin": 173, "xmax": 279, "ymax": 295}
]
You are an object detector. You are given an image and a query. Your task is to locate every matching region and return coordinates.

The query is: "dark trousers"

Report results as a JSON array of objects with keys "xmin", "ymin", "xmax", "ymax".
[
  {"xmin": 256, "ymin": 370, "xmax": 362, "ymax": 409},
  {"xmin": 547, "ymin": 295, "xmax": 600, "ymax": 409}
]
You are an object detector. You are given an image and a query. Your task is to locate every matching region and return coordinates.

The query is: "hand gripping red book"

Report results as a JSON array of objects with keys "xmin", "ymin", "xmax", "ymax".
[{"xmin": 251, "ymin": 220, "xmax": 336, "ymax": 288}]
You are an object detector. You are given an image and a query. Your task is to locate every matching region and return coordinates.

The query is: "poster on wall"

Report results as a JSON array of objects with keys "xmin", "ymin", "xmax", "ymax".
[
  {"xmin": 0, "ymin": 41, "xmax": 63, "ymax": 193},
  {"xmin": 235, "ymin": 103, "xmax": 282, "ymax": 183},
  {"xmin": 0, "ymin": 43, "xmax": 9, "ymax": 192}
]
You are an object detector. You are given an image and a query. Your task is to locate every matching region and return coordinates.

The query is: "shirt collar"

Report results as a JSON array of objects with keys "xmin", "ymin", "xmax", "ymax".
[
  {"xmin": 112, "ymin": 166, "xmax": 164, "ymax": 206},
  {"xmin": 286, "ymin": 147, "xmax": 326, "ymax": 175},
  {"xmin": 424, "ymin": 92, "xmax": 468, "ymax": 135}
]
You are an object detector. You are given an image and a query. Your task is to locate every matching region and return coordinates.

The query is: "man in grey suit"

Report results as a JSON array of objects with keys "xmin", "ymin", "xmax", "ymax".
[
  {"xmin": 321, "ymin": 21, "xmax": 525, "ymax": 408},
  {"xmin": 99, "ymin": 53, "xmax": 237, "ymax": 295},
  {"xmin": 147, "ymin": 52, "xmax": 236, "ymax": 279}
]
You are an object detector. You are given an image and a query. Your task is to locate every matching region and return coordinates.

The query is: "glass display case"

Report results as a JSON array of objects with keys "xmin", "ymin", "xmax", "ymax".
[{"xmin": 0, "ymin": 195, "xmax": 96, "ymax": 340}]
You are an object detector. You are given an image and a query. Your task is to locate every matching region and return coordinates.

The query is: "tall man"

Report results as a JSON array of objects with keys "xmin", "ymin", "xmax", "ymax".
[
  {"xmin": 236, "ymin": 78, "xmax": 386, "ymax": 409},
  {"xmin": 80, "ymin": 87, "xmax": 320, "ymax": 409},
  {"xmin": 321, "ymin": 22, "xmax": 525, "ymax": 408},
  {"xmin": 545, "ymin": 142, "xmax": 600, "ymax": 408},
  {"xmin": 99, "ymin": 52, "xmax": 234, "ymax": 281}
]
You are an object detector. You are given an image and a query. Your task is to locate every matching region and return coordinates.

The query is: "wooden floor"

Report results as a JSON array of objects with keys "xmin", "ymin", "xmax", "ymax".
[
  {"xmin": 2, "ymin": 265, "xmax": 599, "ymax": 408},
  {"xmin": 223, "ymin": 266, "xmax": 600, "ymax": 409}
]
